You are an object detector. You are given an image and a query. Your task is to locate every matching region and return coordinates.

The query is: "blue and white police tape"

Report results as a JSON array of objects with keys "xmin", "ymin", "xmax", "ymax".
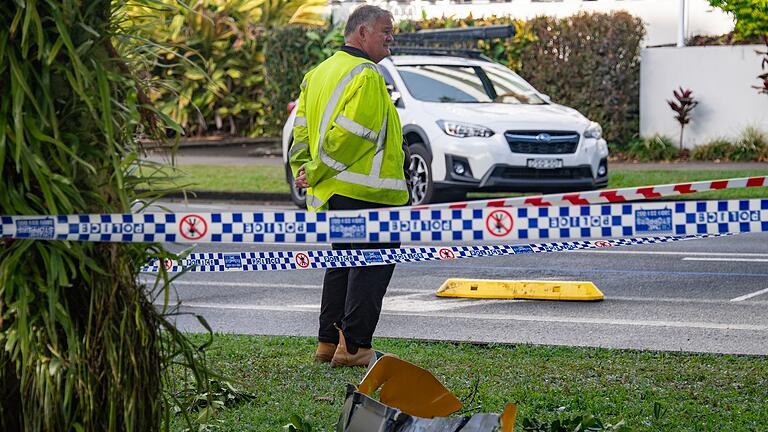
[
  {"xmin": 419, "ymin": 176, "xmax": 767, "ymax": 209},
  {"xmin": 140, "ymin": 233, "xmax": 734, "ymax": 273},
  {"xmin": 3, "ymin": 199, "xmax": 766, "ymax": 244}
]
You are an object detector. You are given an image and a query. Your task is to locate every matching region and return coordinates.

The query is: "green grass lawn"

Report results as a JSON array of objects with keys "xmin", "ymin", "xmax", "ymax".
[
  {"xmin": 158, "ymin": 164, "xmax": 288, "ymax": 194},
  {"xmin": 170, "ymin": 335, "xmax": 768, "ymax": 431},
  {"xmin": 165, "ymin": 165, "xmax": 768, "ymax": 200}
]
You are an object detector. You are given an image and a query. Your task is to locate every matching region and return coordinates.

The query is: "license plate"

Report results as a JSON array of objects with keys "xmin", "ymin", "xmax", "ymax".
[{"xmin": 527, "ymin": 158, "xmax": 563, "ymax": 169}]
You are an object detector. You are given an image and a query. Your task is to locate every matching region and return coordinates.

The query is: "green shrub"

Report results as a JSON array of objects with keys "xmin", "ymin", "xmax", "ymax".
[
  {"xmin": 734, "ymin": 126, "xmax": 768, "ymax": 161},
  {"xmin": 690, "ymin": 138, "xmax": 737, "ymax": 161},
  {"xmin": 625, "ymin": 135, "xmax": 679, "ymax": 161},
  {"xmin": 127, "ymin": 0, "xmax": 272, "ymax": 137},
  {"xmin": 2, "ymin": 1, "xmax": 211, "ymax": 429},
  {"xmin": 264, "ymin": 24, "xmax": 344, "ymax": 132},
  {"xmin": 519, "ymin": 13, "xmax": 644, "ymax": 148},
  {"xmin": 127, "ymin": 0, "xmax": 325, "ymax": 138},
  {"xmin": 690, "ymin": 128, "xmax": 768, "ymax": 161}
]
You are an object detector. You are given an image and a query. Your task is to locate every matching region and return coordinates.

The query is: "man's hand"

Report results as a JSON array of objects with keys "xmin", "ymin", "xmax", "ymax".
[{"xmin": 294, "ymin": 166, "xmax": 309, "ymax": 189}]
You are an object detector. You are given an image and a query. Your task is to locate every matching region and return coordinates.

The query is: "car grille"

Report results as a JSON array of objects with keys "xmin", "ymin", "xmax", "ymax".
[
  {"xmin": 504, "ymin": 130, "xmax": 580, "ymax": 154},
  {"xmin": 492, "ymin": 166, "xmax": 593, "ymax": 180}
]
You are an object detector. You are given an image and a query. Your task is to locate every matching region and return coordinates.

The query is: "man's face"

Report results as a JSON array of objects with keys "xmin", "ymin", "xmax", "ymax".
[{"xmin": 361, "ymin": 16, "xmax": 394, "ymax": 63}]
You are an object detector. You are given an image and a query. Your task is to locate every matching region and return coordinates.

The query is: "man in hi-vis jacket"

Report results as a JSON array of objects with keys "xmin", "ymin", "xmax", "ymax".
[{"xmin": 289, "ymin": 5, "xmax": 409, "ymax": 367}]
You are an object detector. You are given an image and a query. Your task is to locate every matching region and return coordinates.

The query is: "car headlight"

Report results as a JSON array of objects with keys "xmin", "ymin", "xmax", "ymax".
[
  {"xmin": 437, "ymin": 120, "xmax": 494, "ymax": 138},
  {"xmin": 584, "ymin": 122, "xmax": 602, "ymax": 140}
]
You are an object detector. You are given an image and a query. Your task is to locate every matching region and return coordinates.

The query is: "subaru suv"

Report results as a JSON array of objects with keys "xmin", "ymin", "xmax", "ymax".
[{"xmin": 282, "ymin": 53, "xmax": 609, "ymax": 207}]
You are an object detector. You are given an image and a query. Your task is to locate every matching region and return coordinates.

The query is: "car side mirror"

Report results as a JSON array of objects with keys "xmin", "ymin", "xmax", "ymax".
[
  {"xmin": 541, "ymin": 94, "xmax": 551, "ymax": 103},
  {"xmin": 390, "ymin": 91, "xmax": 402, "ymax": 106}
]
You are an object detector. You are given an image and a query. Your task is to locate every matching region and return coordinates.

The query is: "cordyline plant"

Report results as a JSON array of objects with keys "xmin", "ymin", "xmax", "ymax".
[
  {"xmin": 0, "ymin": 1, "xmax": 215, "ymax": 431},
  {"xmin": 667, "ymin": 87, "xmax": 698, "ymax": 150}
]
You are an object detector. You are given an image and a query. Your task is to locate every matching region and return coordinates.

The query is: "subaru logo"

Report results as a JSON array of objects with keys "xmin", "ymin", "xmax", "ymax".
[{"xmin": 535, "ymin": 133, "xmax": 551, "ymax": 143}]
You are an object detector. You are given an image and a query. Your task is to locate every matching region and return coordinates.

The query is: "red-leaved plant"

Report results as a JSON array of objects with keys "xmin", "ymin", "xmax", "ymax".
[{"xmin": 667, "ymin": 87, "xmax": 699, "ymax": 150}]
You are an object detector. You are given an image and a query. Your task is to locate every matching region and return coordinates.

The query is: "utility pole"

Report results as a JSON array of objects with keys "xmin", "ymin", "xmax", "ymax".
[{"xmin": 677, "ymin": 0, "xmax": 688, "ymax": 47}]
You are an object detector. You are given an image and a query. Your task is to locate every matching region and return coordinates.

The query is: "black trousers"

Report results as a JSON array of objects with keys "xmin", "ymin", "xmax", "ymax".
[{"xmin": 318, "ymin": 195, "xmax": 399, "ymax": 350}]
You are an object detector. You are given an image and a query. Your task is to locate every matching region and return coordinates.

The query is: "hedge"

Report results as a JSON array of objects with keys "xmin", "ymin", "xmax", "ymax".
[
  {"xmin": 519, "ymin": 12, "xmax": 644, "ymax": 147},
  {"xmin": 263, "ymin": 24, "xmax": 344, "ymax": 133}
]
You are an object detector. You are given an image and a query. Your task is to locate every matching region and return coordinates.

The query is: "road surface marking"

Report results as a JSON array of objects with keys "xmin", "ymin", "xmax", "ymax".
[
  {"xmin": 611, "ymin": 296, "xmax": 768, "ymax": 305},
  {"xmin": 164, "ymin": 302, "xmax": 767, "ymax": 331},
  {"xmin": 577, "ymin": 250, "xmax": 768, "ymax": 257},
  {"xmin": 141, "ymin": 279, "xmax": 768, "ymax": 305},
  {"xmin": 682, "ymin": 257, "xmax": 768, "ymax": 263},
  {"xmin": 730, "ymin": 287, "xmax": 768, "ymax": 302},
  {"xmin": 139, "ymin": 278, "xmax": 424, "ymax": 294},
  {"xmin": 406, "ymin": 262, "xmax": 768, "ymax": 277},
  {"xmin": 294, "ymin": 293, "xmax": 513, "ymax": 312}
]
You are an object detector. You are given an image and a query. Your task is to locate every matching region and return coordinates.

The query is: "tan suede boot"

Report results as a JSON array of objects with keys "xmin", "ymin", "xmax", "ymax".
[
  {"xmin": 330, "ymin": 328, "xmax": 373, "ymax": 368},
  {"xmin": 314, "ymin": 342, "xmax": 337, "ymax": 363}
]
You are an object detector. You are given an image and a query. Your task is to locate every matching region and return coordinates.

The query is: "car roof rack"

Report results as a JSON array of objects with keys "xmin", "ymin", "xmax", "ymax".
[
  {"xmin": 392, "ymin": 24, "xmax": 515, "ymax": 61},
  {"xmin": 395, "ymin": 25, "xmax": 515, "ymax": 44},
  {"xmin": 388, "ymin": 46, "xmax": 491, "ymax": 60}
]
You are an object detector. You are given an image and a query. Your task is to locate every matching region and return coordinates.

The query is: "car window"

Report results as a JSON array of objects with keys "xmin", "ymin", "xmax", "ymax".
[
  {"xmin": 483, "ymin": 65, "xmax": 546, "ymax": 105},
  {"xmin": 397, "ymin": 65, "xmax": 492, "ymax": 103},
  {"xmin": 397, "ymin": 63, "xmax": 546, "ymax": 104}
]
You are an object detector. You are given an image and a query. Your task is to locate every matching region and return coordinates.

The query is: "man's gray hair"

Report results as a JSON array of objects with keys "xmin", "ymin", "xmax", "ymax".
[{"xmin": 344, "ymin": 5, "xmax": 393, "ymax": 38}]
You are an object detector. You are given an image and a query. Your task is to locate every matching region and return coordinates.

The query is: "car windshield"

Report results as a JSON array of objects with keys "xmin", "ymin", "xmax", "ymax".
[{"xmin": 397, "ymin": 64, "xmax": 546, "ymax": 105}]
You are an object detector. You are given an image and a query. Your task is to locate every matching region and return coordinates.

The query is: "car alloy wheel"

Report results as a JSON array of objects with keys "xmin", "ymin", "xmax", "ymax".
[{"xmin": 408, "ymin": 145, "xmax": 432, "ymax": 205}]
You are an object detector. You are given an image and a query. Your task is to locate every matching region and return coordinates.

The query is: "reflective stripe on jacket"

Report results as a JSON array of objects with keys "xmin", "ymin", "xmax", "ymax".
[{"xmin": 289, "ymin": 51, "xmax": 408, "ymax": 211}]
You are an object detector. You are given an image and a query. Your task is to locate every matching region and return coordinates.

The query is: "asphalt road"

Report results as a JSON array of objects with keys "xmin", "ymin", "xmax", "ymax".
[{"xmin": 138, "ymin": 200, "xmax": 768, "ymax": 355}]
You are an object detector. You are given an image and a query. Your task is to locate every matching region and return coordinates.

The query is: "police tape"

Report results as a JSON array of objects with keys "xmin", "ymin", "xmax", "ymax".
[
  {"xmin": 416, "ymin": 176, "xmax": 767, "ymax": 210},
  {"xmin": 3, "ymin": 199, "xmax": 766, "ymax": 244},
  {"xmin": 140, "ymin": 233, "xmax": 734, "ymax": 273}
]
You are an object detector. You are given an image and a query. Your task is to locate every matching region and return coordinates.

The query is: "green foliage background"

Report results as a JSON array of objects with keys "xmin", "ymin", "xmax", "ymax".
[
  {"xmin": 264, "ymin": 23, "xmax": 344, "ymax": 130},
  {"xmin": 132, "ymin": 9, "xmax": 644, "ymax": 146},
  {"xmin": 126, "ymin": 0, "xmax": 323, "ymax": 138},
  {"xmin": 707, "ymin": 0, "xmax": 768, "ymax": 39}
]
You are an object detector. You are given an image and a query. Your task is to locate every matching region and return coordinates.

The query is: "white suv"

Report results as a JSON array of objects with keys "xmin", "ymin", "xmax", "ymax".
[{"xmin": 282, "ymin": 53, "xmax": 609, "ymax": 207}]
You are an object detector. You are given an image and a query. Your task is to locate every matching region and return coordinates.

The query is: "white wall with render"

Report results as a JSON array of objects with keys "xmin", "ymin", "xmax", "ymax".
[
  {"xmin": 332, "ymin": 0, "xmax": 734, "ymax": 47},
  {"xmin": 640, "ymin": 45, "xmax": 768, "ymax": 148}
]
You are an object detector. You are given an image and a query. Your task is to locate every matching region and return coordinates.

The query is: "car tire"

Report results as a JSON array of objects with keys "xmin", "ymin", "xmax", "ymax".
[
  {"xmin": 285, "ymin": 164, "xmax": 307, "ymax": 209},
  {"xmin": 408, "ymin": 144, "xmax": 436, "ymax": 205}
]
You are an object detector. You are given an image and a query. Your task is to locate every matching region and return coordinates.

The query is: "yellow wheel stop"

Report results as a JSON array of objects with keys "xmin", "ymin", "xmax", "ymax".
[{"xmin": 436, "ymin": 279, "xmax": 604, "ymax": 301}]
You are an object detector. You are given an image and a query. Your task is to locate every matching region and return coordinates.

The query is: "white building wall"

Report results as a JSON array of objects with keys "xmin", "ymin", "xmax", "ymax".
[
  {"xmin": 333, "ymin": 0, "xmax": 734, "ymax": 47},
  {"xmin": 640, "ymin": 45, "xmax": 768, "ymax": 148}
]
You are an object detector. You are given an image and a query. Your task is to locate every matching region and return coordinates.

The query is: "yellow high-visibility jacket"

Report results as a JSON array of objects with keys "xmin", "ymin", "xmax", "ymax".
[{"xmin": 288, "ymin": 51, "xmax": 409, "ymax": 211}]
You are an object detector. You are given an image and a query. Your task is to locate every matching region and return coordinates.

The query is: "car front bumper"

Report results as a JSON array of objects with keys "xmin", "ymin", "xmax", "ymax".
[{"xmin": 436, "ymin": 160, "xmax": 609, "ymax": 193}]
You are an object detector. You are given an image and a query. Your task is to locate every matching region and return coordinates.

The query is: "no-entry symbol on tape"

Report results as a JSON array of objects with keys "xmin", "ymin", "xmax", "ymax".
[
  {"xmin": 438, "ymin": 248, "xmax": 455, "ymax": 260},
  {"xmin": 593, "ymin": 240, "xmax": 613, "ymax": 248},
  {"xmin": 180, "ymin": 214, "xmax": 208, "ymax": 240},
  {"xmin": 485, "ymin": 210, "xmax": 514, "ymax": 237},
  {"xmin": 295, "ymin": 252, "xmax": 310, "ymax": 268}
]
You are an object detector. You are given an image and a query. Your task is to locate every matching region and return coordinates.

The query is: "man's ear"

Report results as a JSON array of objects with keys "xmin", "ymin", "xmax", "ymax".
[{"xmin": 357, "ymin": 24, "xmax": 367, "ymax": 41}]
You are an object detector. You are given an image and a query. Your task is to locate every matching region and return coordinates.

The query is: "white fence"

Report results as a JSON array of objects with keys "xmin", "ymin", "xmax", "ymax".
[{"xmin": 640, "ymin": 45, "xmax": 768, "ymax": 148}]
